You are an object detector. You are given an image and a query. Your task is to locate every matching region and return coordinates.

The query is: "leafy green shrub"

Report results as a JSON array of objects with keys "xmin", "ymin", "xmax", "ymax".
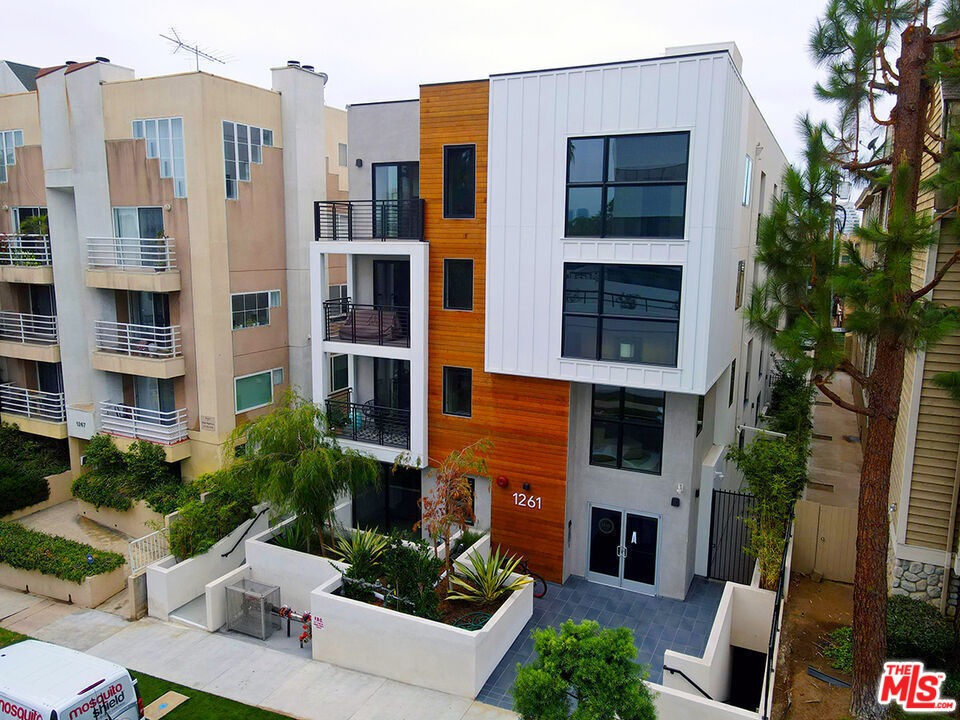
[
  {"xmin": 0, "ymin": 521, "xmax": 125, "ymax": 582},
  {"xmin": 887, "ymin": 595, "xmax": 955, "ymax": 667},
  {"xmin": 767, "ymin": 365, "xmax": 816, "ymax": 450},
  {"xmin": 167, "ymin": 469, "xmax": 256, "ymax": 560},
  {"xmin": 0, "ymin": 458, "xmax": 49, "ymax": 516},
  {"xmin": 72, "ymin": 435, "xmax": 183, "ymax": 514},
  {"xmin": 824, "ymin": 625, "xmax": 853, "ymax": 673},
  {"xmin": 380, "ymin": 531, "xmax": 443, "ymax": 620}
]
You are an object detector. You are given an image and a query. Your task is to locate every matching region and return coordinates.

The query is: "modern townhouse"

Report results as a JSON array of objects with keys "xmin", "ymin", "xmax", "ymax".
[
  {"xmin": 0, "ymin": 57, "xmax": 341, "ymax": 480},
  {"xmin": 311, "ymin": 42, "xmax": 786, "ymax": 598},
  {"xmin": 853, "ymin": 79, "xmax": 960, "ymax": 617}
]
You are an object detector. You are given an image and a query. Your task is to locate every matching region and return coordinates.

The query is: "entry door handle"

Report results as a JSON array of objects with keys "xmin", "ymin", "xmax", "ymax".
[{"xmin": 617, "ymin": 545, "xmax": 627, "ymax": 558}]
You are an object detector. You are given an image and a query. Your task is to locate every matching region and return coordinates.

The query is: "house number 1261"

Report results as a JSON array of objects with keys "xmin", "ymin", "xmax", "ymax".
[{"xmin": 513, "ymin": 492, "xmax": 542, "ymax": 510}]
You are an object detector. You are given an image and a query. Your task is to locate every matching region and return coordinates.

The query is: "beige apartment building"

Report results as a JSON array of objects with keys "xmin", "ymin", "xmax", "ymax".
[{"xmin": 0, "ymin": 57, "xmax": 344, "ymax": 479}]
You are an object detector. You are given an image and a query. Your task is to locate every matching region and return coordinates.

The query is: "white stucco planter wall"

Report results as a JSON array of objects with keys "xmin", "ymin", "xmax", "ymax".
[{"xmin": 146, "ymin": 503, "xmax": 271, "ymax": 622}]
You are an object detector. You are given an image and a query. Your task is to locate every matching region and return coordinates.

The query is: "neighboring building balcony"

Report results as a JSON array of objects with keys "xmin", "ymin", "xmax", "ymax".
[
  {"xmin": 99, "ymin": 402, "xmax": 190, "ymax": 458},
  {"xmin": 0, "ymin": 312, "xmax": 60, "ymax": 362},
  {"xmin": 323, "ymin": 299, "xmax": 410, "ymax": 348},
  {"xmin": 85, "ymin": 237, "xmax": 181, "ymax": 292},
  {"xmin": 325, "ymin": 389, "xmax": 410, "ymax": 451},
  {"xmin": 0, "ymin": 383, "xmax": 67, "ymax": 439},
  {"xmin": 314, "ymin": 199, "xmax": 425, "ymax": 242},
  {"xmin": 0, "ymin": 234, "xmax": 54, "ymax": 284},
  {"xmin": 91, "ymin": 321, "xmax": 185, "ymax": 379}
]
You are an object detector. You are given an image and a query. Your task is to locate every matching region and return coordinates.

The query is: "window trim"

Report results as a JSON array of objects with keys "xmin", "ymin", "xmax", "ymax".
[
  {"xmin": 223, "ymin": 120, "xmax": 272, "ymax": 200},
  {"xmin": 442, "ymin": 258, "xmax": 475, "ymax": 311},
  {"xmin": 330, "ymin": 354, "xmax": 349, "ymax": 392},
  {"xmin": 564, "ymin": 131, "xmax": 690, "ymax": 240},
  {"xmin": 561, "ymin": 262, "xmax": 683, "ymax": 368},
  {"xmin": 728, "ymin": 359, "xmax": 737, "ymax": 408},
  {"xmin": 735, "ymin": 260, "xmax": 746, "ymax": 309},
  {"xmin": 230, "ymin": 289, "xmax": 280, "ymax": 330},
  {"xmin": 742, "ymin": 154, "xmax": 753, "ymax": 206},
  {"xmin": 131, "ymin": 118, "xmax": 186, "ymax": 197},
  {"xmin": 589, "ymin": 385, "xmax": 665, "ymax": 475},
  {"xmin": 442, "ymin": 365, "xmax": 473, "ymax": 418},
  {"xmin": 234, "ymin": 367, "xmax": 282, "ymax": 414},
  {"xmin": 442, "ymin": 144, "xmax": 477, "ymax": 220}
]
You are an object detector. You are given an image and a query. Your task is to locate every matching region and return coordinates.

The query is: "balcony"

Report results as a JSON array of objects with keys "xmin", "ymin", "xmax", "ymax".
[
  {"xmin": 100, "ymin": 402, "xmax": 191, "ymax": 460},
  {"xmin": 0, "ymin": 383, "xmax": 67, "ymax": 438},
  {"xmin": 314, "ymin": 199, "xmax": 424, "ymax": 242},
  {"xmin": 323, "ymin": 299, "xmax": 410, "ymax": 348},
  {"xmin": 325, "ymin": 392, "xmax": 410, "ymax": 450},
  {"xmin": 0, "ymin": 234, "xmax": 54, "ymax": 284},
  {"xmin": 85, "ymin": 237, "xmax": 180, "ymax": 292},
  {"xmin": 0, "ymin": 312, "xmax": 60, "ymax": 362},
  {"xmin": 91, "ymin": 321, "xmax": 185, "ymax": 379}
]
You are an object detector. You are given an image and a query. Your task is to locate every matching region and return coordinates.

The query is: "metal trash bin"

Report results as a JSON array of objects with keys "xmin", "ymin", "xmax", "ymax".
[{"xmin": 225, "ymin": 578, "xmax": 281, "ymax": 640}]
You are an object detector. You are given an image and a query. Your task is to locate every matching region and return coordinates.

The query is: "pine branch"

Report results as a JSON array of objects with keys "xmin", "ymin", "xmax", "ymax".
[
  {"xmin": 814, "ymin": 376, "xmax": 872, "ymax": 416},
  {"xmin": 869, "ymin": 80, "xmax": 898, "ymax": 93},
  {"xmin": 926, "ymin": 126, "xmax": 947, "ymax": 143},
  {"xmin": 931, "ymin": 29, "xmax": 960, "ymax": 43},
  {"xmin": 843, "ymin": 157, "xmax": 892, "ymax": 172},
  {"xmin": 924, "ymin": 145, "xmax": 943, "ymax": 163},
  {"xmin": 910, "ymin": 248, "xmax": 960, "ymax": 301},
  {"xmin": 838, "ymin": 358, "xmax": 871, "ymax": 389},
  {"xmin": 878, "ymin": 48, "xmax": 900, "ymax": 81}
]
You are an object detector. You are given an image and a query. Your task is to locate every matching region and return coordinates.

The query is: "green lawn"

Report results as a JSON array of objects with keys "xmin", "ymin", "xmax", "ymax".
[{"xmin": 0, "ymin": 630, "xmax": 288, "ymax": 719}]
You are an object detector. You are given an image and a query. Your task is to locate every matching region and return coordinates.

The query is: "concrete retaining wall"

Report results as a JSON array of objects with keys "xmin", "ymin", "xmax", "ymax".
[
  {"xmin": 2, "ymin": 470, "xmax": 74, "ymax": 521},
  {"xmin": 76, "ymin": 498, "xmax": 164, "ymax": 538},
  {"xmin": 0, "ymin": 563, "xmax": 126, "ymax": 608}
]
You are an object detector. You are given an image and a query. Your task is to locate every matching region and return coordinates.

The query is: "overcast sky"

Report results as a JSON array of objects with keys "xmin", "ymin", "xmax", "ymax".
[{"xmin": 8, "ymin": 0, "xmax": 839, "ymax": 163}]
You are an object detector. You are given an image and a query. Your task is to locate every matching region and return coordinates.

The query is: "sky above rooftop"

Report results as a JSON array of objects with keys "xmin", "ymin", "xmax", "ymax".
[{"xmin": 10, "ymin": 0, "xmax": 848, "ymax": 165}]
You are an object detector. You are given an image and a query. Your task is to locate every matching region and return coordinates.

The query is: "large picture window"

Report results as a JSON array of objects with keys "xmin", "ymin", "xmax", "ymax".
[
  {"xmin": 562, "ymin": 263, "xmax": 682, "ymax": 367},
  {"xmin": 442, "ymin": 366, "xmax": 472, "ymax": 417},
  {"xmin": 565, "ymin": 132, "xmax": 689, "ymax": 239},
  {"xmin": 132, "ymin": 118, "xmax": 186, "ymax": 197},
  {"xmin": 234, "ymin": 368, "xmax": 282, "ymax": 413},
  {"xmin": 443, "ymin": 145, "xmax": 476, "ymax": 219},
  {"xmin": 590, "ymin": 385, "xmax": 664, "ymax": 474}
]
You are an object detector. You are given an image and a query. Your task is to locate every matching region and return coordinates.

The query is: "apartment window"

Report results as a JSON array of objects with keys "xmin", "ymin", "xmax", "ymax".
[
  {"xmin": 443, "ymin": 145, "xmax": 476, "ymax": 219},
  {"xmin": 562, "ymin": 263, "xmax": 682, "ymax": 367},
  {"xmin": 442, "ymin": 366, "xmax": 472, "ymax": 417},
  {"xmin": 696, "ymin": 396, "xmax": 705, "ymax": 437},
  {"xmin": 12, "ymin": 206, "xmax": 47, "ymax": 232},
  {"xmin": 590, "ymin": 385, "xmax": 664, "ymax": 474},
  {"xmin": 735, "ymin": 260, "xmax": 746, "ymax": 309},
  {"xmin": 728, "ymin": 360, "xmax": 737, "ymax": 407},
  {"xmin": 132, "ymin": 118, "xmax": 186, "ymax": 197},
  {"xmin": 443, "ymin": 259, "xmax": 474, "ymax": 311},
  {"xmin": 742, "ymin": 155, "xmax": 753, "ymax": 206},
  {"xmin": 331, "ymin": 354, "xmax": 348, "ymax": 391},
  {"xmin": 338, "ymin": 142, "xmax": 348, "ymax": 167},
  {"xmin": 566, "ymin": 132, "xmax": 689, "ymax": 239},
  {"xmin": 223, "ymin": 120, "xmax": 272, "ymax": 199},
  {"xmin": 235, "ymin": 369, "xmax": 280, "ymax": 413},
  {"xmin": 231, "ymin": 291, "xmax": 279, "ymax": 329},
  {"xmin": 0, "ymin": 129, "xmax": 23, "ymax": 184},
  {"xmin": 328, "ymin": 284, "xmax": 348, "ymax": 319}
]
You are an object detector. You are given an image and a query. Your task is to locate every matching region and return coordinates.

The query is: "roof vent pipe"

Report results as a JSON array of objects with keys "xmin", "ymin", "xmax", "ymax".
[
  {"xmin": 302, "ymin": 65, "xmax": 314, "ymax": 71},
  {"xmin": 65, "ymin": 60, "xmax": 77, "ymax": 65},
  {"xmin": 287, "ymin": 60, "xmax": 300, "ymax": 67},
  {"xmin": 95, "ymin": 56, "xmax": 110, "ymax": 63}
]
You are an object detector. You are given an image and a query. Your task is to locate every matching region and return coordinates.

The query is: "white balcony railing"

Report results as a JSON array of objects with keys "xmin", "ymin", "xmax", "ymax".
[
  {"xmin": 100, "ymin": 402, "xmax": 188, "ymax": 445},
  {"xmin": 129, "ymin": 528, "xmax": 171, "ymax": 573},
  {"xmin": 87, "ymin": 237, "xmax": 177, "ymax": 272},
  {"xmin": 94, "ymin": 321, "xmax": 181, "ymax": 358},
  {"xmin": 0, "ymin": 312, "xmax": 58, "ymax": 344},
  {"xmin": 0, "ymin": 383, "xmax": 66, "ymax": 423},
  {"xmin": 0, "ymin": 234, "xmax": 52, "ymax": 267}
]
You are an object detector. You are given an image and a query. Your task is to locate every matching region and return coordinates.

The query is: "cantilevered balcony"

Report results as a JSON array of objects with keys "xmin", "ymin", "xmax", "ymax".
[
  {"xmin": 0, "ymin": 383, "xmax": 67, "ymax": 438},
  {"xmin": 86, "ymin": 237, "xmax": 180, "ymax": 291},
  {"xmin": 314, "ymin": 199, "xmax": 424, "ymax": 242},
  {"xmin": 100, "ymin": 402, "xmax": 190, "ymax": 459},
  {"xmin": 0, "ymin": 312, "xmax": 60, "ymax": 362},
  {"xmin": 323, "ymin": 299, "xmax": 410, "ymax": 348},
  {"xmin": 91, "ymin": 321, "xmax": 185, "ymax": 379},
  {"xmin": 0, "ymin": 234, "xmax": 54, "ymax": 284},
  {"xmin": 325, "ymin": 389, "xmax": 410, "ymax": 451}
]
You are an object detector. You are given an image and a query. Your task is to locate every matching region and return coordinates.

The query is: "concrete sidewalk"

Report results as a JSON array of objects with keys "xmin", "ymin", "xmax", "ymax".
[{"xmin": 0, "ymin": 588, "xmax": 516, "ymax": 720}]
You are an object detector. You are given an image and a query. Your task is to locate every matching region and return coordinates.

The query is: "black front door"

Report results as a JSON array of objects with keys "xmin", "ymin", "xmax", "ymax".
[
  {"xmin": 587, "ymin": 505, "xmax": 659, "ymax": 595},
  {"xmin": 373, "ymin": 358, "xmax": 410, "ymax": 411},
  {"xmin": 373, "ymin": 260, "xmax": 410, "ymax": 308},
  {"xmin": 588, "ymin": 506, "xmax": 622, "ymax": 582}
]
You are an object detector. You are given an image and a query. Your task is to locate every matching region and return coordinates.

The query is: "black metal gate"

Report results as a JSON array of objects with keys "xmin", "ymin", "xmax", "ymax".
[{"xmin": 708, "ymin": 489, "xmax": 757, "ymax": 585}]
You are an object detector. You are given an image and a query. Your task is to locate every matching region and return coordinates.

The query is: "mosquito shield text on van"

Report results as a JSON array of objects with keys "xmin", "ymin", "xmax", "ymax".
[
  {"xmin": 1, "ymin": 699, "xmax": 42, "ymax": 720},
  {"xmin": 69, "ymin": 684, "xmax": 125, "ymax": 719}
]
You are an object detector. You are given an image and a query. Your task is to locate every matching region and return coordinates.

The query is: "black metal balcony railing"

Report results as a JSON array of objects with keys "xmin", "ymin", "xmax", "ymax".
[
  {"xmin": 323, "ymin": 299, "xmax": 410, "ymax": 348},
  {"xmin": 326, "ymin": 398, "xmax": 410, "ymax": 450},
  {"xmin": 314, "ymin": 199, "xmax": 425, "ymax": 241}
]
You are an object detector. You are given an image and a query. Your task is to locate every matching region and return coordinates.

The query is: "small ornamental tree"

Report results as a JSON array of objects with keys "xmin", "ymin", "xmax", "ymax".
[
  {"xmin": 413, "ymin": 438, "xmax": 491, "ymax": 583},
  {"xmin": 512, "ymin": 620, "xmax": 657, "ymax": 720},
  {"xmin": 226, "ymin": 389, "xmax": 381, "ymax": 555}
]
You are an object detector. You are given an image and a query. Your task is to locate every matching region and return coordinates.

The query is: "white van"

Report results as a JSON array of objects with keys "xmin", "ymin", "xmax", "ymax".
[{"xmin": 0, "ymin": 640, "xmax": 144, "ymax": 720}]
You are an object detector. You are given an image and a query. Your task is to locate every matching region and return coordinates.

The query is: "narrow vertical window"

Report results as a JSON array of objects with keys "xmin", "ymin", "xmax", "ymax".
[
  {"xmin": 443, "ymin": 259, "xmax": 474, "ymax": 310},
  {"xmin": 742, "ymin": 155, "xmax": 753, "ymax": 206},
  {"xmin": 442, "ymin": 366, "xmax": 473, "ymax": 417},
  {"xmin": 443, "ymin": 145, "xmax": 476, "ymax": 219},
  {"xmin": 728, "ymin": 360, "xmax": 737, "ymax": 407},
  {"xmin": 735, "ymin": 260, "xmax": 746, "ymax": 309}
]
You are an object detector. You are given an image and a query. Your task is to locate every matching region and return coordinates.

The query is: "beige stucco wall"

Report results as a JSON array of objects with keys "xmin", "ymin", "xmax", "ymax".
[
  {"xmin": 325, "ymin": 106, "xmax": 347, "ymax": 196},
  {"xmin": 0, "ymin": 91, "xmax": 43, "ymax": 146}
]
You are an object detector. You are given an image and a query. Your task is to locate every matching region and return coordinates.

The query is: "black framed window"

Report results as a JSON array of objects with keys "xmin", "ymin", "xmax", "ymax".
[
  {"xmin": 728, "ymin": 360, "xmax": 736, "ymax": 407},
  {"xmin": 565, "ymin": 132, "xmax": 689, "ymax": 239},
  {"xmin": 330, "ymin": 354, "xmax": 348, "ymax": 391},
  {"xmin": 696, "ymin": 396, "xmax": 704, "ymax": 437},
  {"xmin": 562, "ymin": 263, "xmax": 681, "ymax": 367},
  {"xmin": 443, "ymin": 145, "xmax": 476, "ymax": 219},
  {"xmin": 590, "ymin": 385, "xmax": 664, "ymax": 474},
  {"xmin": 443, "ymin": 259, "xmax": 474, "ymax": 310},
  {"xmin": 442, "ymin": 366, "xmax": 472, "ymax": 417}
]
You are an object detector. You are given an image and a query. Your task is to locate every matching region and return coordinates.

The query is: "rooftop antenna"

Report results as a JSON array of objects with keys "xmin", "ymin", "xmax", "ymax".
[{"xmin": 160, "ymin": 27, "xmax": 231, "ymax": 71}]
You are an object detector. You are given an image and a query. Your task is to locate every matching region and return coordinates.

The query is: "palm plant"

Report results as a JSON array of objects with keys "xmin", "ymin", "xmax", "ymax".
[{"xmin": 448, "ymin": 545, "xmax": 531, "ymax": 604}]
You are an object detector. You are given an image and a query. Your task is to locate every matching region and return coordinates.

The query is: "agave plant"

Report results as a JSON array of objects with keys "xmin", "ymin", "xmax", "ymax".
[
  {"xmin": 331, "ymin": 528, "xmax": 388, "ymax": 566},
  {"xmin": 448, "ymin": 545, "xmax": 531, "ymax": 604}
]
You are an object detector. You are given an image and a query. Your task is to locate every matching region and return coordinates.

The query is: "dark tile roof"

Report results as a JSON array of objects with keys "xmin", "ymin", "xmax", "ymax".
[{"xmin": 4, "ymin": 60, "xmax": 41, "ymax": 91}]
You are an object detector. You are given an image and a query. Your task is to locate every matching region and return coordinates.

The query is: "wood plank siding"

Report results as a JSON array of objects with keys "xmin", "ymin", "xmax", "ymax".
[{"xmin": 420, "ymin": 80, "xmax": 571, "ymax": 583}]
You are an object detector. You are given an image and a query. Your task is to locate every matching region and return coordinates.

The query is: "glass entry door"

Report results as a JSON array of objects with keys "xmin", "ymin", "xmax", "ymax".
[{"xmin": 586, "ymin": 504, "xmax": 660, "ymax": 595}]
